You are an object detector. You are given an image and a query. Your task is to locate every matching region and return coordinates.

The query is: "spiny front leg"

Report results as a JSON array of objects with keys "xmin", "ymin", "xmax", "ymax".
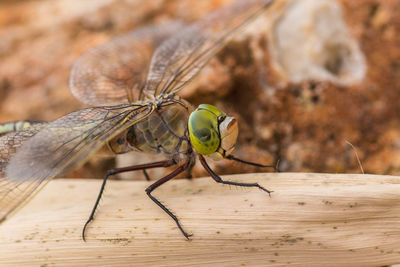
[{"xmin": 199, "ymin": 155, "xmax": 273, "ymax": 196}]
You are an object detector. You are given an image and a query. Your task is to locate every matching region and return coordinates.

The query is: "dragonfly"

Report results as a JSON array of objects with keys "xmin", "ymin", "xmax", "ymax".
[{"xmin": 0, "ymin": 0, "xmax": 277, "ymax": 240}]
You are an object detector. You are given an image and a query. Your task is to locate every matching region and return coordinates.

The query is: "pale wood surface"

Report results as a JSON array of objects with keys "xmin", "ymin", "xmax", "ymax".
[{"xmin": 0, "ymin": 173, "xmax": 399, "ymax": 266}]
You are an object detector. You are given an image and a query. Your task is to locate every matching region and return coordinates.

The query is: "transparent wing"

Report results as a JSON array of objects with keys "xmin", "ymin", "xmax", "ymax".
[
  {"xmin": 70, "ymin": 22, "xmax": 184, "ymax": 106},
  {"xmin": 6, "ymin": 104, "xmax": 153, "ymax": 181},
  {"xmin": 0, "ymin": 122, "xmax": 47, "ymax": 221},
  {"xmin": 143, "ymin": 0, "xmax": 274, "ymax": 98},
  {"xmin": 0, "ymin": 122, "xmax": 47, "ymax": 176}
]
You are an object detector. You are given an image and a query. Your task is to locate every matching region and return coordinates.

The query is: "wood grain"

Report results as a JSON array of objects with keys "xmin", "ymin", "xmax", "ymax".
[{"xmin": 0, "ymin": 173, "xmax": 399, "ymax": 266}]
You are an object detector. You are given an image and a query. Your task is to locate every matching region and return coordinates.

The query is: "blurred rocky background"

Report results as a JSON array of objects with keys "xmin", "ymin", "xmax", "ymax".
[{"xmin": 0, "ymin": 0, "xmax": 399, "ymax": 180}]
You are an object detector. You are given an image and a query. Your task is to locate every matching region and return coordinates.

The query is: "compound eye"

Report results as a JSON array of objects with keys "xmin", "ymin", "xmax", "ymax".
[
  {"xmin": 196, "ymin": 128, "xmax": 211, "ymax": 142},
  {"xmin": 188, "ymin": 108, "xmax": 221, "ymax": 155},
  {"xmin": 190, "ymin": 126, "xmax": 219, "ymax": 155}
]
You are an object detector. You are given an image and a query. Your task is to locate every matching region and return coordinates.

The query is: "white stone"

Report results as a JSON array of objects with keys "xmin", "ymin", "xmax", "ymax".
[{"xmin": 269, "ymin": 0, "xmax": 366, "ymax": 85}]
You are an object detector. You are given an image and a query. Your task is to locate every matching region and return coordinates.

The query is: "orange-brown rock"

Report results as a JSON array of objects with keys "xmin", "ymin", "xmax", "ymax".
[{"xmin": 0, "ymin": 0, "xmax": 399, "ymax": 178}]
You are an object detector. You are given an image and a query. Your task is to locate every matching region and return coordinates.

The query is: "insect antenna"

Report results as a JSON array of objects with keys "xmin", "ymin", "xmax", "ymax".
[{"xmin": 226, "ymin": 155, "xmax": 279, "ymax": 172}]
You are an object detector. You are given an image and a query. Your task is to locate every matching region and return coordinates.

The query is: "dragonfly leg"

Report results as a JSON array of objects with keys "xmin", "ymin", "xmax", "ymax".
[
  {"xmin": 143, "ymin": 169, "xmax": 151, "ymax": 181},
  {"xmin": 82, "ymin": 159, "xmax": 176, "ymax": 241},
  {"xmin": 145, "ymin": 161, "xmax": 192, "ymax": 240},
  {"xmin": 185, "ymin": 159, "xmax": 195, "ymax": 180},
  {"xmin": 199, "ymin": 155, "xmax": 273, "ymax": 196},
  {"xmin": 226, "ymin": 154, "xmax": 279, "ymax": 172}
]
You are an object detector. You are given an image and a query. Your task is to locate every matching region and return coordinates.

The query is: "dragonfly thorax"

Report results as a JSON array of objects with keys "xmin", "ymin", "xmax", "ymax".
[
  {"xmin": 108, "ymin": 101, "xmax": 192, "ymax": 162},
  {"xmin": 188, "ymin": 104, "xmax": 238, "ymax": 161}
]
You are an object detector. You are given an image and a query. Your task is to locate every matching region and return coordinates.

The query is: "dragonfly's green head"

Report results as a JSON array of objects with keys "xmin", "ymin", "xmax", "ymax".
[{"xmin": 188, "ymin": 104, "xmax": 238, "ymax": 160}]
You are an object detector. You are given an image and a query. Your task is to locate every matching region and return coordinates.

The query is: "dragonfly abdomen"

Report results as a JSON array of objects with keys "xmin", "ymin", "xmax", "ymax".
[{"xmin": 0, "ymin": 120, "xmax": 44, "ymax": 137}]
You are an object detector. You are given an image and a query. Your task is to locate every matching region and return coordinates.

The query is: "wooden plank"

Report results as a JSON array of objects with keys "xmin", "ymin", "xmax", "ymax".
[{"xmin": 0, "ymin": 173, "xmax": 399, "ymax": 266}]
